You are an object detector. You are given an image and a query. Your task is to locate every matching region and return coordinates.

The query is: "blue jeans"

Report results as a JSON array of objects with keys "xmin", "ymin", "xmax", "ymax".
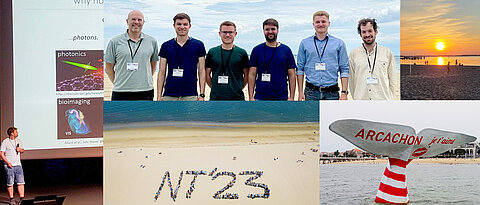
[
  {"xmin": 4, "ymin": 165, "xmax": 25, "ymax": 186},
  {"xmin": 305, "ymin": 86, "xmax": 339, "ymax": 100}
]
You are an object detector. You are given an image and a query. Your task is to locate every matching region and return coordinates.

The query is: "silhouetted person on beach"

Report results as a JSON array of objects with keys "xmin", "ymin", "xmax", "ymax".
[{"xmin": 447, "ymin": 62, "xmax": 451, "ymax": 74}]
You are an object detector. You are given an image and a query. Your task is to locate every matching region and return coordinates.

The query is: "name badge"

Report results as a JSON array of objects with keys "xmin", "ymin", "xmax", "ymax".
[
  {"xmin": 127, "ymin": 62, "xmax": 139, "ymax": 71},
  {"xmin": 315, "ymin": 63, "xmax": 326, "ymax": 71},
  {"xmin": 366, "ymin": 76, "xmax": 379, "ymax": 85},
  {"xmin": 261, "ymin": 73, "xmax": 271, "ymax": 82},
  {"xmin": 173, "ymin": 68, "xmax": 184, "ymax": 77},
  {"xmin": 218, "ymin": 76, "xmax": 229, "ymax": 84}
]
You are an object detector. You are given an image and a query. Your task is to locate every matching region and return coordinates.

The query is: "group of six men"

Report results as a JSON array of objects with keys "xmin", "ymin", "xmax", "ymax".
[{"xmin": 105, "ymin": 10, "xmax": 397, "ymax": 101}]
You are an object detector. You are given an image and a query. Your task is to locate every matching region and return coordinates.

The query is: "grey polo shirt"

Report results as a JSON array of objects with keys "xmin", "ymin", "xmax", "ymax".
[{"xmin": 105, "ymin": 30, "xmax": 159, "ymax": 92}]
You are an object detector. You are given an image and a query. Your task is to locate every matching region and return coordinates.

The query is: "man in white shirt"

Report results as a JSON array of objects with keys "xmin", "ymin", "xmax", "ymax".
[
  {"xmin": 1, "ymin": 127, "xmax": 25, "ymax": 205},
  {"xmin": 348, "ymin": 18, "xmax": 397, "ymax": 100}
]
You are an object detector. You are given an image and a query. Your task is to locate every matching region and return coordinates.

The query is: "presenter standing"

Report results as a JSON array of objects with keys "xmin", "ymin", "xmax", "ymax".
[{"xmin": 1, "ymin": 127, "xmax": 25, "ymax": 205}]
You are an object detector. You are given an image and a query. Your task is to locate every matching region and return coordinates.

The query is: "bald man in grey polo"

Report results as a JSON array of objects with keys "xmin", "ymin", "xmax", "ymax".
[
  {"xmin": 105, "ymin": 10, "xmax": 159, "ymax": 100},
  {"xmin": 105, "ymin": 32, "xmax": 159, "ymax": 100}
]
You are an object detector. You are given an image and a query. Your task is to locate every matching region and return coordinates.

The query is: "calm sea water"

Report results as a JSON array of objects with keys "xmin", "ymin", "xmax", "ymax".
[
  {"xmin": 400, "ymin": 56, "xmax": 480, "ymax": 66},
  {"xmin": 104, "ymin": 101, "xmax": 319, "ymax": 124},
  {"xmin": 320, "ymin": 163, "xmax": 480, "ymax": 204}
]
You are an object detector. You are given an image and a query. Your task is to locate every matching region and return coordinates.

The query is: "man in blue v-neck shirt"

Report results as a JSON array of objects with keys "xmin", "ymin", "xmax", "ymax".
[
  {"xmin": 157, "ymin": 13, "xmax": 206, "ymax": 101},
  {"xmin": 297, "ymin": 10, "xmax": 350, "ymax": 101},
  {"xmin": 248, "ymin": 18, "xmax": 297, "ymax": 101}
]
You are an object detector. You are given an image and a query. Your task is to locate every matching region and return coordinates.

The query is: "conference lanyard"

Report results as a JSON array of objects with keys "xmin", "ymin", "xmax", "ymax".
[
  {"xmin": 263, "ymin": 43, "xmax": 278, "ymax": 74},
  {"xmin": 314, "ymin": 36, "xmax": 328, "ymax": 62},
  {"xmin": 220, "ymin": 46, "xmax": 234, "ymax": 75},
  {"xmin": 363, "ymin": 43, "xmax": 377, "ymax": 74},
  {"xmin": 127, "ymin": 39, "xmax": 143, "ymax": 62}
]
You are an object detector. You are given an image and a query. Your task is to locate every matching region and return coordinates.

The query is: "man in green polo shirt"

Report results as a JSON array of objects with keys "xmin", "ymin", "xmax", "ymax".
[
  {"xmin": 105, "ymin": 10, "xmax": 159, "ymax": 100},
  {"xmin": 206, "ymin": 21, "xmax": 249, "ymax": 100}
]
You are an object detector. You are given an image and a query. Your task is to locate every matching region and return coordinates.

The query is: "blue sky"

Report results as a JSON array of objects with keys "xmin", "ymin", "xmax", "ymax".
[{"xmin": 105, "ymin": 0, "xmax": 400, "ymax": 57}]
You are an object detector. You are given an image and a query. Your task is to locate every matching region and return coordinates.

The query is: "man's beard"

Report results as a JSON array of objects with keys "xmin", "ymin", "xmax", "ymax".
[
  {"xmin": 363, "ymin": 37, "xmax": 375, "ymax": 45},
  {"xmin": 265, "ymin": 34, "xmax": 277, "ymax": 43}
]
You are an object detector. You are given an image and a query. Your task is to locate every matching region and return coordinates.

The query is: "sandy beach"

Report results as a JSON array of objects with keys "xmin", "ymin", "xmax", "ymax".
[
  {"xmin": 327, "ymin": 158, "xmax": 480, "ymax": 165},
  {"xmin": 104, "ymin": 123, "xmax": 319, "ymax": 205},
  {"xmin": 401, "ymin": 64, "xmax": 480, "ymax": 99},
  {"xmin": 104, "ymin": 73, "xmax": 400, "ymax": 101}
]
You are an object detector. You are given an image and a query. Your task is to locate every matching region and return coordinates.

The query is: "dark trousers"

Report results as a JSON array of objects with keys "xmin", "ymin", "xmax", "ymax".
[{"xmin": 111, "ymin": 89, "xmax": 154, "ymax": 101}]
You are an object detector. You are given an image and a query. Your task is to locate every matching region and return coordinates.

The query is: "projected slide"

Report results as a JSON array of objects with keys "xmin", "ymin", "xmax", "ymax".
[{"xmin": 12, "ymin": 0, "xmax": 103, "ymax": 150}]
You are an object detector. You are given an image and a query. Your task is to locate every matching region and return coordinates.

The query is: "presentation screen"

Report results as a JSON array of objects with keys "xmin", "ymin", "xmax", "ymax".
[{"xmin": 9, "ymin": 0, "xmax": 104, "ymax": 156}]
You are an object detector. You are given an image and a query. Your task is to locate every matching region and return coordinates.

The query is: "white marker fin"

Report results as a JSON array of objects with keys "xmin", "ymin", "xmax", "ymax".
[
  {"xmin": 329, "ymin": 119, "xmax": 477, "ymax": 204},
  {"xmin": 329, "ymin": 119, "xmax": 416, "ymax": 160},
  {"xmin": 413, "ymin": 128, "xmax": 476, "ymax": 158}
]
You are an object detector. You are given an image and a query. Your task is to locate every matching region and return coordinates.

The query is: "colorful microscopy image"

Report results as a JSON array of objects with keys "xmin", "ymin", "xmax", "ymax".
[
  {"xmin": 57, "ymin": 98, "xmax": 103, "ymax": 139},
  {"xmin": 65, "ymin": 108, "xmax": 90, "ymax": 135}
]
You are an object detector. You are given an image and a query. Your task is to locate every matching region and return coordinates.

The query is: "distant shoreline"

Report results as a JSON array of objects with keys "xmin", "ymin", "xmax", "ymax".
[{"xmin": 325, "ymin": 158, "xmax": 480, "ymax": 165}]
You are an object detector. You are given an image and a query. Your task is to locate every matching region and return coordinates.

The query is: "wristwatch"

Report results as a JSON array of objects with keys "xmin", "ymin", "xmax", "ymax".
[
  {"xmin": 341, "ymin": 90, "xmax": 349, "ymax": 95},
  {"xmin": 199, "ymin": 94, "xmax": 205, "ymax": 98}
]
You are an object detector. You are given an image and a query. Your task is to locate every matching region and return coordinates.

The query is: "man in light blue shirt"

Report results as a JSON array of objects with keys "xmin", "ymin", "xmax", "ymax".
[{"xmin": 297, "ymin": 10, "xmax": 349, "ymax": 100}]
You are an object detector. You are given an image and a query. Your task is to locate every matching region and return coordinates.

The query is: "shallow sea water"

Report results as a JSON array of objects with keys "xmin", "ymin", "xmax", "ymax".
[{"xmin": 320, "ymin": 163, "xmax": 480, "ymax": 204}]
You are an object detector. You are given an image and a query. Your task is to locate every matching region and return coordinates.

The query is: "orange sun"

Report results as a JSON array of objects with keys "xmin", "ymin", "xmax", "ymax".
[{"xmin": 436, "ymin": 42, "xmax": 445, "ymax": 51}]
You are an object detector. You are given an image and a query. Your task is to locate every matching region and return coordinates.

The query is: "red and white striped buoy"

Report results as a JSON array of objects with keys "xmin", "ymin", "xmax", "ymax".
[{"xmin": 375, "ymin": 158, "xmax": 413, "ymax": 204}]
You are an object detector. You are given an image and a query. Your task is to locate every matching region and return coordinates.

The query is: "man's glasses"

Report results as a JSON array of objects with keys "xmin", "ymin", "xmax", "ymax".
[{"xmin": 220, "ymin": 31, "xmax": 235, "ymax": 35}]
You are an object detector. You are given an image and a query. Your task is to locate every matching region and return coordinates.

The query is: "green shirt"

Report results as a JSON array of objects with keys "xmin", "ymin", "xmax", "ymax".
[{"xmin": 206, "ymin": 45, "xmax": 249, "ymax": 100}]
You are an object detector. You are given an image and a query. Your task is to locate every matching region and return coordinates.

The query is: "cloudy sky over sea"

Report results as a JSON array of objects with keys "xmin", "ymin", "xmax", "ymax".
[{"xmin": 105, "ymin": 0, "xmax": 400, "ymax": 56}]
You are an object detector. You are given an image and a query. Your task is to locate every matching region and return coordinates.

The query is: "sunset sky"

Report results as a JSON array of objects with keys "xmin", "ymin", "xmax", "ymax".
[{"xmin": 401, "ymin": 0, "xmax": 480, "ymax": 56}]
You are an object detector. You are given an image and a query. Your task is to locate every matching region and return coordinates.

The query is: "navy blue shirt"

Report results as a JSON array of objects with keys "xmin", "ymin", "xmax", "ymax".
[
  {"xmin": 159, "ymin": 37, "xmax": 206, "ymax": 97},
  {"xmin": 249, "ymin": 43, "xmax": 296, "ymax": 100}
]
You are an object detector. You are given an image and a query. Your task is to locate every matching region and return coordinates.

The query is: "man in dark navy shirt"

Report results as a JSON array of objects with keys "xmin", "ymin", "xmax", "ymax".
[
  {"xmin": 248, "ymin": 18, "xmax": 296, "ymax": 101},
  {"xmin": 157, "ymin": 13, "xmax": 206, "ymax": 101}
]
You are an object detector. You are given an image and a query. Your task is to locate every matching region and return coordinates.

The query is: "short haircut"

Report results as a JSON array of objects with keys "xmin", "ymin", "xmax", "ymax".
[
  {"xmin": 219, "ymin": 21, "xmax": 236, "ymax": 31},
  {"xmin": 357, "ymin": 18, "xmax": 378, "ymax": 34},
  {"xmin": 313, "ymin": 11, "xmax": 329, "ymax": 21},
  {"xmin": 7, "ymin": 127, "xmax": 17, "ymax": 136},
  {"xmin": 263, "ymin": 18, "xmax": 278, "ymax": 29},
  {"xmin": 173, "ymin": 13, "xmax": 191, "ymax": 23}
]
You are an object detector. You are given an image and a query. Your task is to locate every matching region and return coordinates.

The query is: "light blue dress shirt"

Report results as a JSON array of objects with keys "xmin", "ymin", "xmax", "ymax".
[{"xmin": 296, "ymin": 33, "xmax": 349, "ymax": 87}]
